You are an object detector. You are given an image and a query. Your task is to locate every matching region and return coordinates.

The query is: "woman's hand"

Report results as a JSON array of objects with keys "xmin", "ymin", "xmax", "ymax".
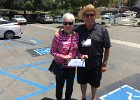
[{"xmin": 62, "ymin": 55, "xmax": 72, "ymax": 60}]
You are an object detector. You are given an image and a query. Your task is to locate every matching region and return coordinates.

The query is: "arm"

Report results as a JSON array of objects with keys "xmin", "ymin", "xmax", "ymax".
[
  {"xmin": 101, "ymin": 26, "xmax": 111, "ymax": 72},
  {"xmin": 51, "ymin": 32, "xmax": 72, "ymax": 60},
  {"xmin": 101, "ymin": 47, "xmax": 111, "ymax": 72},
  {"xmin": 50, "ymin": 33, "xmax": 64, "ymax": 58}
]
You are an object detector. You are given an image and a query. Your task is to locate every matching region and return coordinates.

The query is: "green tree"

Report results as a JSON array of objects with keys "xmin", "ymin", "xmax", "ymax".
[{"xmin": 25, "ymin": 1, "xmax": 33, "ymax": 10}]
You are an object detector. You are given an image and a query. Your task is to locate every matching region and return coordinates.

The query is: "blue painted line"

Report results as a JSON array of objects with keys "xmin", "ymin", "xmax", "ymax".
[
  {"xmin": 26, "ymin": 64, "xmax": 49, "ymax": 71},
  {"xmin": 31, "ymin": 38, "xmax": 44, "ymax": 45},
  {"xmin": 16, "ymin": 89, "xmax": 47, "ymax": 100},
  {"xmin": 30, "ymin": 59, "xmax": 52, "ymax": 65},
  {"xmin": 1, "ymin": 65, "xmax": 25, "ymax": 71},
  {"xmin": 0, "ymin": 60, "xmax": 78, "ymax": 100},
  {"xmin": 1, "ymin": 60, "xmax": 52, "ymax": 71},
  {"xmin": 0, "ymin": 38, "xmax": 44, "ymax": 49},
  {"xmin": 0, "ymin": 70, "xmax": 47, "ymax": 89},
  {"xmin": 16, "ymin": 83, "xmax": 56, "ymax": 100}
]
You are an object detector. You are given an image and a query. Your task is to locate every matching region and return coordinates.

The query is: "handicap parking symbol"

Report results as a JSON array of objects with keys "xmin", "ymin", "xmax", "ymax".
[
  {"xmin": 34, "ymin": 47, "xmax": 50, "ymax": 55},
  {"xmin": 99, "ymin": 85, "xmax": 140, "ymax": 100}
]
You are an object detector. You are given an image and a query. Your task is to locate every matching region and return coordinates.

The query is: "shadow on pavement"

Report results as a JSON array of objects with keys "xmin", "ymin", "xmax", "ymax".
[
  {"xmin": 41, "ymin": 97, "xmax": 78, "ymax": 100},
  {"xmin": 41, "ymin": 97, "xmax": 54, "ymax": 100}
]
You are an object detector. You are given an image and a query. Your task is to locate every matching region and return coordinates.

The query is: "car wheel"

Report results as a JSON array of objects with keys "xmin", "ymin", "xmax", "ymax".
[{"xmin": 4, "ymin": 31, "xmax": 15, "ymax": 39}]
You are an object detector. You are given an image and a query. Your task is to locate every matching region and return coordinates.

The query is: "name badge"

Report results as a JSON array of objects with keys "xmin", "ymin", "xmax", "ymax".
[{"xmin": 81, "ymin": 39, "xmax": 91, "ymax": 47}]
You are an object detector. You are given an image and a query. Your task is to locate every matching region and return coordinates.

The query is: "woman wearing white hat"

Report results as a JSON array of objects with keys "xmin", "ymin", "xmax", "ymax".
[
  {"xmin": 50, "ymin": 13, "xmax": 82, "ymax": 100},
  {"xmin": 75, "ymin": 4, "xmax": 111, "ymax": 100}
]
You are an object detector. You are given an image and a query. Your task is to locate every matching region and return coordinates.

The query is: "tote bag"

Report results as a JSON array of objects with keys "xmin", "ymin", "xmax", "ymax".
[{"xmin": 48, "ymin": 60, "xmax": 63, "ymax": 77}]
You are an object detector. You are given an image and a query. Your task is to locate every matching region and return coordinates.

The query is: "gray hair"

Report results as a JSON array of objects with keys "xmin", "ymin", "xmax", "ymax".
[{"xmin": 62, "ymin": 13, "xmax": 75, "ymax": 23}]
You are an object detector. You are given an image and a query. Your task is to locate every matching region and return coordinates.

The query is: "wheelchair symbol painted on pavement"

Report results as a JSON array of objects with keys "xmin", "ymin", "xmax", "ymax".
[
  {"xmin": 126, "ymin": 92, "xmax": 140, "ymax": 100},
  {"xmin": 34, "ymin": 47, "xmax": 50, "ymax": 55},
  {"xmin": 99, "ymin": 84, "xmax": 140, "ymax": 100}
]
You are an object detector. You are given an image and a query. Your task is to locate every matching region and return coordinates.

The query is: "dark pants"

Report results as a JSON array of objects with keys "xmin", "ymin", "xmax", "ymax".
[{"xmin": 56, "ymin": 67, "xmax": 75, "ymax": 100}]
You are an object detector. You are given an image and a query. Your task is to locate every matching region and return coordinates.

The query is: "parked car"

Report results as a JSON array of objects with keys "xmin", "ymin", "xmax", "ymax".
[
  {"xmin": 101, "ymin": 13, "xmax": 114, "ymax": 19},
  {"xmin": 136, "ymin": 12, "xmax": 140, "ymax": 18},
  {"xmin": 0, "ymin": 15, "xmax": 4, "ymax": 20},
  {"xmin": 12, "ymin": 15, "xmax": 27, "ymax": 25},
  {"xmin": 0, "ymin": 20, "xmax": 22, "ymax": 39},
  {"xmin": 114, "ymin": 13, "xmax": 122, "ymax": 18},
  {"xmin": 54, "ymin": 16, "xmax": 62, "ymax": 23},
  {"xmin": 38, "ymin": 15, "xmax": 53, "ymax": 23},
  {"xmin": 122, "ymin": 11, "xmax": 135, "ymax": 17}
]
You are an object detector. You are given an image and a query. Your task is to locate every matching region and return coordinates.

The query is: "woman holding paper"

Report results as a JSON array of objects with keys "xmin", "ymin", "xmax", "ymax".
[{"xmin": 50, "ymin": 13, "xmax": 82, "ymax": 100}]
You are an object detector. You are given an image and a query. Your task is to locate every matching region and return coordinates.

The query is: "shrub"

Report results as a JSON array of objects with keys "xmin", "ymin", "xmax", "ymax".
[
  {"xmin": 3, "ymin": 16, "xmax": 9, "ymax": 20},
  {"xmin": 75, "ymin": 17, "xmax": 83, "ymax": 23},
  {"xmin": 101, "ymin": 21, "xmax": 106, "ymax": 25}
]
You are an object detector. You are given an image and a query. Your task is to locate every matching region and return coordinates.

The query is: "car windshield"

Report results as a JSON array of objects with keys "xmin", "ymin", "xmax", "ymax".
[
  {"xmin": 15, "ymin": 15, "xmax": 24, "ymax": 18},
  {"xmin": 55, "ymin": 16, "xmax": 62, "ymax": 18},
  {"xmin": 41, "ymin": 15, "xmax": 51, "ymax": 18}
]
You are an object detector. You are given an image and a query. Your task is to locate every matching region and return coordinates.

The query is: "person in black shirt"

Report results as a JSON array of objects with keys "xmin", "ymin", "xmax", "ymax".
[{"xmin": 74, "ymin": 4, "xmax": 111, "ymax": 100}]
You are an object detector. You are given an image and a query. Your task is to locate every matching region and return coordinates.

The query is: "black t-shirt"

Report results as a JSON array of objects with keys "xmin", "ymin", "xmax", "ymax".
[{"xmin": 74, "ymin": 23, "xmax": 111, "ymax": 67}]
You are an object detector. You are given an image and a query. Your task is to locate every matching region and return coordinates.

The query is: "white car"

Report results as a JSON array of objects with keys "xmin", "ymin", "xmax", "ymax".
[
  {"xmin": 0, "ymin": 15, "xmax": 4, "ymax": 20},
  {"xmin": 0, "ymin": 20, "xmax": 23, "ymax": 39},
  {"xmin": 54, "ymin": 16, "xmax": 62, "ymax": 23},
  {"xmin": 101, "ymin": 13, "xmax": 114, "ymax": 19},
  {"xmin": 12, "ymin": 15, "xmax": 27, "ymax": 25}
]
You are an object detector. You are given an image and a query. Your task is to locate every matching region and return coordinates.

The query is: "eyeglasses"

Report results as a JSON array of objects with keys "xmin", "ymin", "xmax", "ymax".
[
  {"xmin": 84, "ymin": 14, "xmax": 95, "ymax": 18},
  {"xmin": 63, "ymin": 22, "xmax": 73, "ymax": 26}
]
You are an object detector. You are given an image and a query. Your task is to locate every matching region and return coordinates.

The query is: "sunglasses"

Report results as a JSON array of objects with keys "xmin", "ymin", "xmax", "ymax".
[
  {"xmin": 63, "ymin": 22, "xmax": 73, "ymax": 26},
  {"xmin": 84, "ymin": 14, "xmax": 95, "ymax": 18}
]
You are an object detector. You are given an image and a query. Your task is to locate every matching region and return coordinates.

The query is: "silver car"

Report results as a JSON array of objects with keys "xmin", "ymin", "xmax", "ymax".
[
  {"xmin": 0, "ymin": 20, "xmax": 23, "ymax": 39},
  {"xmin": 38, "ymin": 15, "xmax": 53, "ymax": 23},
  {"xmin": 54, "ymin": 16, "xmax": 62, "ymax": 23}
]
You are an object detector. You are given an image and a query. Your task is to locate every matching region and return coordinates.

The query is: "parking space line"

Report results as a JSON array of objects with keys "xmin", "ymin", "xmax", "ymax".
[
  {"xmin": 15, "ymin": 83, "xmax": 56, "ymax": 100},
  {"xmin": 0, "ymin": 69, "xmax": 56, "ymax": 100},
  {"xmin": 0, "ymin": 59, "xmax": 78, "ymax": 99},
  {"xmin": 111, "ymin": 39, "xmax": 140, "ymax": 49},
  {"xmin": 31, "ymin": 24, "xmax": 140, "ymax": 49},
  {"xmin": 31, "ymin": 24, "xmax": 58, "ymax": 31},
  {"xmin": 0, "ymin": 70, "xmax": 47, "ymax": 89},
  {"xmin": 0, "ymin": 38, "xmax": 44, "ymax": 50},
  {"xmin": 0, "ymin": 60, "xmax": 55, "ymax": 100},
  {"xmin": 1, "ymin": 60, "xmax": 52, "ymax": 71}
]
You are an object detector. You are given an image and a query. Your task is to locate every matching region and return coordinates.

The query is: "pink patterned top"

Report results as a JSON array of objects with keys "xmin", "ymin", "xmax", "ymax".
[{"xmin": 50, "ymin": 30, "xmax": 82, "ymax": 67}]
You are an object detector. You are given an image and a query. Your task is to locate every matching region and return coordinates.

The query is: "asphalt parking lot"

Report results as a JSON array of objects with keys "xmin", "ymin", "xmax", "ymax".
[{"xmin": 0, "ymin": 22, "xmax": 140, "ymax": 100}]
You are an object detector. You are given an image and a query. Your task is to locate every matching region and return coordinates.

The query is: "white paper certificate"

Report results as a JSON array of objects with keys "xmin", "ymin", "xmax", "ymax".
[{"xmin": 68, "ymin": 59, "xmax": 85, "ymax": 67}]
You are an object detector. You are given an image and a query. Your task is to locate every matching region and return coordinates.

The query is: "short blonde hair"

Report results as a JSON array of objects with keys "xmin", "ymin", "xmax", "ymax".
[{"xmin": 62, "ymin": 13, "xmax": 75, "ymax": 23}]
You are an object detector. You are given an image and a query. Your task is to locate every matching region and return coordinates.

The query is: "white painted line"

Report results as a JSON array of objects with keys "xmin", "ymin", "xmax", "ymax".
[
  {"xmin": 108, "ymin": 88, "xmax": 121, "ymax": 95},
  {"xmin": 31, "ymin": 24, "xmax": 58, "ymax": 31},
  {"xmin": 121, "ymin": 84, "xmax": 129, "ymax": 88},
  {"xmin": 99, "ymin": 94, "xmax": 107, "ymax": 100},
  {"xmin": 111, "ymin": 39, "xmax": 140, "ymax": 49},
  {"xmin": 135, "ymin": 90, "xmax": 140, "ymax": 93},
  {"xmin": 32, "ymin": 24, "xmax": 140, "ymax": 49}
]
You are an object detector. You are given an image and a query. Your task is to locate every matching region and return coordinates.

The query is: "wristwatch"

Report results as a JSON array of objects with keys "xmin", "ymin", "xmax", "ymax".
[{"xmin": 102, "ymin": 62, "xmax": 107, "ymax": 66}]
